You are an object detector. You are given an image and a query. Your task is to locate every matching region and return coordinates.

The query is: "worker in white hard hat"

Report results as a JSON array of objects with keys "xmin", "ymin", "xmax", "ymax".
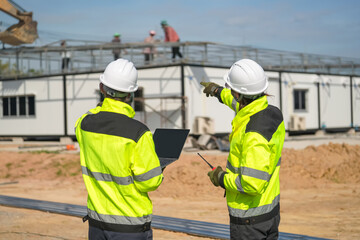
[
  {"xmin": 200, "ymin": 59, "xmax": 285, "ymax": 240},
  {"xmin": 143, "ymin": 30, "xmax": 157, "ymax": 65},
  {"xmin": 75, "ymin": 59, "xmax": 163, "ymax": 240}
]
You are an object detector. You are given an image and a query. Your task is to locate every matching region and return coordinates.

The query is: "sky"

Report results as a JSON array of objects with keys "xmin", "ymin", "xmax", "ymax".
[{"xmin": 1, "ymin": 0, "xmax": 360, "ymax": 59}]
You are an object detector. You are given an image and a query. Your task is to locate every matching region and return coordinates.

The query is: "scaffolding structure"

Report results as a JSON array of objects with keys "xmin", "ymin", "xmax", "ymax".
[
  {"xmin": 1, "ymin": 40, "xmax": 360, "ymax": 79},
  {"xmin": 1, "ymin": 40, "xmax": 360, "ymax": 138}
]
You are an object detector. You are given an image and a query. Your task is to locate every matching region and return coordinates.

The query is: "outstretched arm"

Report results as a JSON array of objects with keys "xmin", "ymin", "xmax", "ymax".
[{"xmin": 200, "ymin": 81, "xmax": 238, "ymax": 112}]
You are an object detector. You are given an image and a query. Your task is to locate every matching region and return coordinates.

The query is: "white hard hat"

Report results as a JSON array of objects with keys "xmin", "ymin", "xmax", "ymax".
[
  {"xmin": 223, "ymin": 59, "xmax": 268, "ymax": 96},
  {"xmin": 100, "ymin": 59, "xmax": 138, "ymax": 93}
]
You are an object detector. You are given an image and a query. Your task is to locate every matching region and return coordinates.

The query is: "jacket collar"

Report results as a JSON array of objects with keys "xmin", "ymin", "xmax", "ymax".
[
  {"xmin": 100, "ymin": 98, "xmax": 135, "ymax": 118},
  {"xmin": 232, "ymin": 96, "xmax": 268, "ymax": 126}
]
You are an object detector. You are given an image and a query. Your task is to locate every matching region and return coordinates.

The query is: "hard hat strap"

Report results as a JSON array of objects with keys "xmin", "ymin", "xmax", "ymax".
[{"xmin": 103, "ymin": 85, "xmax": 129, "ymax": 98}]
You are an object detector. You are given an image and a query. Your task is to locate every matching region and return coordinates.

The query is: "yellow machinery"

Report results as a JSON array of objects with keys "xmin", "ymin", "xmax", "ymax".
[{"xmin": 0, "ymin": 0, "xmax": 38, "ymax": 45}]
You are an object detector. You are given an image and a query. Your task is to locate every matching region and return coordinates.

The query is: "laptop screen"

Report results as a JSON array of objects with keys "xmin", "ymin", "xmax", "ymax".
[{"xmin": 153, "ymin": 128, "xmax": 190, "ymax": 159}]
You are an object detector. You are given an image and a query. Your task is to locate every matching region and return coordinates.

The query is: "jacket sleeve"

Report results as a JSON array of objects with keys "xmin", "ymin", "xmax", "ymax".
[
  {"xmin": 221, "ymin": 132, "xmax": 273, "ymax": 196},
  {"xmin": 132, "ymin": 131, "xmax": 163, "ymax": 193},
  {"xmin": 219, "ymin": 88, "xmax": 239, "ymax": 113}
]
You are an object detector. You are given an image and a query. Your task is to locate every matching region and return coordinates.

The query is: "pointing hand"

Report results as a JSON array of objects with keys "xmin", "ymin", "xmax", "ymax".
[{"xmin": 200, "ymin": 81, "xmax": 220, "ymax": 97}]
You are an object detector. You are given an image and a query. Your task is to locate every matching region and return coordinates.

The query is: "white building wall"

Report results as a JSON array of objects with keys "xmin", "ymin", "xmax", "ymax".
[
  {"xmin": 353, "ymin": 77, "xmax": 360, "ymax": 129},
  {"xmin": 137, "ymin": 67, "xmax": 183, "ymax": 131},
  {"xmin": 185, "ymin": 66, "xmax": 234, "ymax": 133},
  {"xmin": 66, "ymin": 74, "xmax": 100, "ymax": 135},
  {"xmin": 66, "ymin": 67, "xmax": 185, "ymax": 135},
  {"xmin": 266, "ymin": 71, "xmax": 281, "ymax": 108},
  {"xmin": 281, "ymin": 73, "xmax": 319, "ymax": 130},
  {"xmin": 184, "ymin": 67, "xmax": 282, "ymax": 134},
  {"xmin": 1, "ymin": 66, "xmax": 359, "ymax": 137},
  {"xmin": 0, "ymin": 77, "xmax": 65, "ymax": 135},
  {"xmin": 67, "ymin": 67, "xmax": 185, "ymax": 135},
  {"xmin": 319, "ymin": 75, "xmax": 352, "ymax": 129}
]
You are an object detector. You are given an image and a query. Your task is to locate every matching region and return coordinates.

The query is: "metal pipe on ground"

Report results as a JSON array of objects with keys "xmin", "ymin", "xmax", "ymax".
[{"xmin": 0, "ymin": 195, "xmax": 330, "ymax": 240}]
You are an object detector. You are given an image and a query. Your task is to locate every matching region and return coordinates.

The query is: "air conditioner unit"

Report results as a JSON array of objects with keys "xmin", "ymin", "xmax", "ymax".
[
  {"xmin": 193, "ymin": 116, "xmax": 214, "ymax": 134},
  {"xmin": 289, "ymin": 115, "xmax": 306, "ymax": 131}
]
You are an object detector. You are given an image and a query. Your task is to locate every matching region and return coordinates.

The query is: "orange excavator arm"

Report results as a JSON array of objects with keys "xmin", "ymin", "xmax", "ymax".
[{"xmin": 0, "ymin": 0, "xmax": 38, "ymax": 45}]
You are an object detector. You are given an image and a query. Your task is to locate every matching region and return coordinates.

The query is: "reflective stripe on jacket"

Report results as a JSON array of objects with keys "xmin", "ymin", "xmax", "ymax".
[
  {"xmin": 75, "ymin": 98, "xmax": 163, "ymax": 232},
  {"xmin": 218, "ymin": 89, "xmax": 285, "ymax": 219}
]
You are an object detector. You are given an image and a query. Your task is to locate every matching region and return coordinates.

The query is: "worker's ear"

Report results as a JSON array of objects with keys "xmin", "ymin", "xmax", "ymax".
[{"xmin": 231, "ymin": 90, "xmax": 241, "ymax": 102}]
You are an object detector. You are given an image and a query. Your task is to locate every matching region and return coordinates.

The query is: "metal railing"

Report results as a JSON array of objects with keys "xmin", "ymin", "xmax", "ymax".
[{"xmin": 1, "ymin": 40, "xmax": 360, "ymax": 79}]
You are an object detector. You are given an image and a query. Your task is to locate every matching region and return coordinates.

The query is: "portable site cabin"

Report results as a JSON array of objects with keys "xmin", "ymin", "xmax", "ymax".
[{"xmin": 0, "ymin": 41, "xmax": 359, "ymax": 139}]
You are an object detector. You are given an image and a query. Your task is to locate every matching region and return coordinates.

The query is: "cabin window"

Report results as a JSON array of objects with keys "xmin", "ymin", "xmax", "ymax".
[
  {"xmin": 1, "ymin": 95, "xmax": 36, "ymax": 117},
  {"xmin": 293, "ymin": 89, "xmax": 307, "ymax": 111}
]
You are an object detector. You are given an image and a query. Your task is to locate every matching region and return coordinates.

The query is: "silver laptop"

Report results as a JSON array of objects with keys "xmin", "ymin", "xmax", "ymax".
[{"xmin": 153, "ymin": 128, "xmax": 190, "ymax": 168}]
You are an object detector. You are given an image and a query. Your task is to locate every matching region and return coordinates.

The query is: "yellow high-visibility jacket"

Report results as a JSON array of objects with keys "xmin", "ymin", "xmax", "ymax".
[
  {"xmin": 217, "ymin": 89, "xmax": 285, "ymax": 222},
  {"xmin": 75, "ymin": 98, "xmax": 163, "ymax": 232}
]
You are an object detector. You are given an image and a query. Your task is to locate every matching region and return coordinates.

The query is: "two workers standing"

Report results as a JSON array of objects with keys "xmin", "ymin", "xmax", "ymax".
[
  {"xmin": 75, "ymin": 57, "xmax": 285, "ymax": 240},
  {"xmin": 112, "ymin": 20, "xmax": 182, "ymax": 63}
]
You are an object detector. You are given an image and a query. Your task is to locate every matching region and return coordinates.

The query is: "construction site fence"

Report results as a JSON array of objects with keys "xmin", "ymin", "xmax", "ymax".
[{"xmin": 1, "ymin": 40, "xmax": 360, "ymax": 79}]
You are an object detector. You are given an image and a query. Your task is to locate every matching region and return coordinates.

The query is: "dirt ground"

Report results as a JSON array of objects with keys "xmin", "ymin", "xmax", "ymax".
[{"xmin": 1, "ymin": 139, "xmax": 360, "ymax": 240}]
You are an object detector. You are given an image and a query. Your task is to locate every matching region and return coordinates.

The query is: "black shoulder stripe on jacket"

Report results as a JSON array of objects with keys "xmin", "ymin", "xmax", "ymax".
[
  {"xmin": 245, "ymin": 105, "xmax": 283, "ymax": 142},
  {"xmin": 81, "ymin": 111, "xmax": 149, "ymax": 142}
]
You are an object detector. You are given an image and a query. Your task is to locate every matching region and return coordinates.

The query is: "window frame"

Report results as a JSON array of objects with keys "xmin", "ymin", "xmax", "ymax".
[
  {"xmin": 1, "ymin": 95, "xmax": 36, "ymax": 118},
  {"xmin": 293, "ymin": 89, "xmax": 308, "ymax": 112}
]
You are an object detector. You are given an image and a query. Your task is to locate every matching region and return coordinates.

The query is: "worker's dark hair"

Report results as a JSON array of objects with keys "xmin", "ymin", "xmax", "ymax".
[
  {"xmin": 238, "ymin": 93, "xmax": 271, "ymax": 109},
  {"xmin": 100, "ymin": 83, "xmax": 128, "ymax": 102},
  {"xmin": 242, "ymin": 93, "xmax": 265, "ymax": 104}
]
